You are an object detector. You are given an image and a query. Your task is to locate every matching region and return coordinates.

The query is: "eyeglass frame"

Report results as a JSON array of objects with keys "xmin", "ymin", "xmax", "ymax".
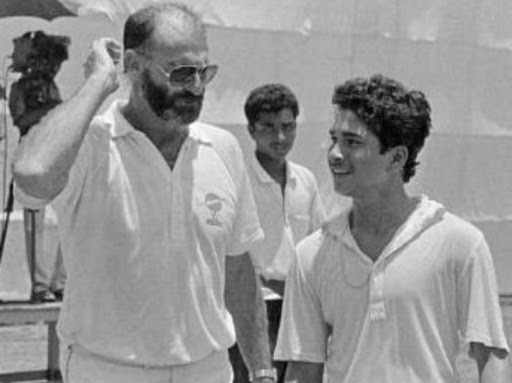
[{"xmin": 144, "ymin": 57, "xmax": 218, "ymax": 88}]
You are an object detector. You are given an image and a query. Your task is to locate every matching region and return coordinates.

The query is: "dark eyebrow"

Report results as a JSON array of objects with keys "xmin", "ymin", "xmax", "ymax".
[{"xmin": 340, "ymin": 131, "xmax": 364, "ymax": 139}]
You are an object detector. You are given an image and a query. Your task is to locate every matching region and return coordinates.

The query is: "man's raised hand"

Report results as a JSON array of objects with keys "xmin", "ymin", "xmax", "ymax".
[{"xmin": 83, "ymin": 37, "xmax": 122, "ymax": 94}]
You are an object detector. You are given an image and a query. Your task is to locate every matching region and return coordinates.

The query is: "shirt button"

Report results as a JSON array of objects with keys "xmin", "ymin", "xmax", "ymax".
[{"xmin": 369, "ymin": 301, "xmax": 386, "ymax": 320}]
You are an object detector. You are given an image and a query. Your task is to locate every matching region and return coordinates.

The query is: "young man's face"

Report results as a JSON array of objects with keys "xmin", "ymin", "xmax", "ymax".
[
  {"xmin": 249, "ymin": 108, "xmax": 297, "ymax": 162},
  {"xmin": 327, "ymin": 107, "xmax": 394, "ymax": 198}
]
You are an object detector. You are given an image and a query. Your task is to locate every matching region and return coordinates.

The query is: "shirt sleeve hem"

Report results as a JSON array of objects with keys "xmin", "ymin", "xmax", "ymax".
[
  {"xmin": 273, "ymin": 352, "xmax": 326, "ymax": 363},
  {"xmin": 14, "ymin": 184, "xmax": 50, "ymax": 210},
  {"xmin": 226, "ymin": 228, "xmax": 264, "ymax": 256},
  {"xmin": 463, "ymin": 332, "xmax": 510, "ymax": 354}
]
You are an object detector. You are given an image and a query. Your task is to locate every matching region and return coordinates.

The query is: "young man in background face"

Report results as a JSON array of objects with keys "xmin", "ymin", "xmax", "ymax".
[{"xmin": 229, "ymin": 83, "xmax": 325, "ymax": 383}]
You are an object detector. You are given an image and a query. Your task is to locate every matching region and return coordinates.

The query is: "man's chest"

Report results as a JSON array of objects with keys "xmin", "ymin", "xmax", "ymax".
[{"xmin": 97, "ymin": 143, "xmax": 239, "ymax": 240}]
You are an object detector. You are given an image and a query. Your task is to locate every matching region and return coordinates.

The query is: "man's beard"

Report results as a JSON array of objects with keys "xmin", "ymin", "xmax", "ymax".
[{"xmin": 141, "ymin": 70, "xmax": 203, "ymax": 124}]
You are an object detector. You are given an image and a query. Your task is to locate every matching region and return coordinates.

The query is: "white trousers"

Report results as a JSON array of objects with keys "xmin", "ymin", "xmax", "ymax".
[
  {"xmin": 60, "ymin": 343, "xmax": 233, "ymax": 383},
  {"xmin": 23, "ymin": 208, "xmax": 66, "ymax": 291}
]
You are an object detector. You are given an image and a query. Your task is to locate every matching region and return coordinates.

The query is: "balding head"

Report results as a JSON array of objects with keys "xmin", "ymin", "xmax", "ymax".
[{"xmin": 123, "ymin": 2, "xmax": 207, "ymax": 56}]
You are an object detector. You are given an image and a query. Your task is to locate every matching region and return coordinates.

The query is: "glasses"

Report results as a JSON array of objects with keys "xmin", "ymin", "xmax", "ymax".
[{"xmin": 150, "ymin": 61, "xmax": 218, "ymax": 87}]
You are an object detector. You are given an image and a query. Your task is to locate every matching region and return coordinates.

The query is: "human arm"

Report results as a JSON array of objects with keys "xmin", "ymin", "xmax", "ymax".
[
  {"xmin": 470, "ymin": 342, "xmax": 512, "ymax": 383},
  {"xmin": 456, "ymin": 235, "xmax": 511, "ymax": 383},
  {"xmin": 274, "ymin": 235, "xmax": 329, "ymax": 378},
  {"xmin": 284, "ymin": 361, "xmax": 324, "ymax": 383},
  {"xmin": 225, "ymin": 252, "xmax": 274, "ymax": 383},
  {"xmin": 12, "ymin": 38, "xmax": 120, "ymax": 201}
]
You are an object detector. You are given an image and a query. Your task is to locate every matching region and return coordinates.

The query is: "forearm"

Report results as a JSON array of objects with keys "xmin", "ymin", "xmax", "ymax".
[
  {"xmin": 236, "ymin": 279, "xmax": 271, "ymax": 371},
  {"xmin": 284, "ymin": 361, "xmax": 324, "ymax": 383},
  {"xmin": 14, "ymin": 105, "xmax": 58, "ymax": 135},
  {"xmin": 13, "ymin": 71, "xmax": 113, "ymax": 200},
  {"xmin": 471, "ymin": 342, "xmax": 511, "ymax": 383},
  {"xmin": 480, "ymin": 351, "xmax": 512, "ymax": 383},
  {"xmin": 225, "ymin": 254, "xmax": 272, "ymax": 376}
]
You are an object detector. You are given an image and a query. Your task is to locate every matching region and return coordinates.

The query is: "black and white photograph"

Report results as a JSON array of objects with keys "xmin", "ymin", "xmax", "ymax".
[{"xmin": 0, "ymin": 1, "xmax": 511, "ymax": 382}]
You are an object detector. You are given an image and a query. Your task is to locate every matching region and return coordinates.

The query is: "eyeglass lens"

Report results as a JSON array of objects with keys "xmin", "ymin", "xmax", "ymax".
[{"xmin": 169, "ymin": 65, "xmax": 217, "ymax": 85}]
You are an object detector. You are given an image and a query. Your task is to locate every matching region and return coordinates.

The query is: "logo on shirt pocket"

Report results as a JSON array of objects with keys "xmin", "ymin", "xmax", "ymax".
[{"xmin": 205, "ymin": 193, "xmax": 223, "ymax": 227}]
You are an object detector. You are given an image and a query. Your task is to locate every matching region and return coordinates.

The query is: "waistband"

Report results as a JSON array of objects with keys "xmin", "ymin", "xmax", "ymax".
[
  {"xmin": 70, "ymin": 343, "xmax": 171, "ymax": 370},
  {"xmin": 260, "ymin": 277, "xmax": 285, "ymax": 300}
]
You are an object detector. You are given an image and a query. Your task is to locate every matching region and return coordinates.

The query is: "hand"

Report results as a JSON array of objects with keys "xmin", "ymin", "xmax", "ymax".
[{"xmin": 83, "ymin": 37, "xmax": 122, "ymax": 94}]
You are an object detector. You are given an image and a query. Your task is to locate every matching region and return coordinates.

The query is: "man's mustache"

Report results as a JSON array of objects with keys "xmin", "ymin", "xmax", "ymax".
[{"xmin": 172, "ymin": 91, "xmax": 204, "ymax": 102}]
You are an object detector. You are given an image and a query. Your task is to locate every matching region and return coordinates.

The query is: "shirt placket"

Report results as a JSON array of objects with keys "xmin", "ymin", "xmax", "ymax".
[
  {"xmin": 282, "ymin": 167, "xmax": 295, "ymax": 226},
  {"xmin": 367, "ymin": 235, "xmax": 406, "ymax": 321},
  {"xmin": 169, "ymin": 141, "xmax": 190, "ymax": 244},
  {"xmin": 283, "ymin": 185, "xmax": 290, "ymax": 226},
  {"xmin": 269, "ymin": 178, "xmax": 295, "ymax": 279},
  {"xmin": 369, "ymin": 260, "xmax": 386, "ymax": 320}
]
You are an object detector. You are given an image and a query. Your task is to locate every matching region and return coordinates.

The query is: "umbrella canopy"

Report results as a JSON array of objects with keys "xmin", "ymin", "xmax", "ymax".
[
  {"xmin": 0, "ymin": 0, "xmax": 75, "ymax": 21},
  {"xmin": 0, "ymin": 0, "xmax": 316, "ymax": 31}
]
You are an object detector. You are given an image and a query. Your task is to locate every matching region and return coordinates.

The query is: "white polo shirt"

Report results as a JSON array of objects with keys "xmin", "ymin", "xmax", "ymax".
[
  {"xmin": 275, "ymin": 196, "xmax": 509, "ymax": 382},
  {"xmin": 246, "ymin": 153, "xmax": 324, "ymax": 285},
  {"xmin": 15, "ymin": 100, "xmax": 263, "ymax": 366}
]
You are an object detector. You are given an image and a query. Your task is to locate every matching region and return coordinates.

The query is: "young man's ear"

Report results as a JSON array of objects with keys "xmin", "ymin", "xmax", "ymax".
[
  {"xmin": 247, "ymin": 123, "xmax": 256, "ymax": 138},
  {"xmin": 388, "ymin": 146, "xmax": 408, "ymax": 173}
]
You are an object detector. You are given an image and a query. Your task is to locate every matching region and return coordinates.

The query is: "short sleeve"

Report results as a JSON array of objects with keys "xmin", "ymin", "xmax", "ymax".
[
  {"xmin": 222, "ymin": 137, "xmax": 262, "ymax": 255},
  {"xmin": 274, "ymin": 238, "xmax": 329, "ymax": 362},
  {"xmin": 51, "ymin": 138, "xmax": 90, "ymax": 213},
  {"xmin": 456, "ymin": 236, "xmax": 510, "ymax": 354},
  {"xmin": 14, "ymin": 126, "xmax": 93, "ymax": 212}
]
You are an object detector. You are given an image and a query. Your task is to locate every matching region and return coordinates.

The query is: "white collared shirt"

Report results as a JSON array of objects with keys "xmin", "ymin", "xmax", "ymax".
[
  {"xmin": 15, "ymin": 100, "xmax": 263, "ymax": 366},
  {"xmin": 247, "ymin": 152, "xmax": 324, "ymax": 285},
  {"xmin": 275, "ymin": 196, "xmax": 509, "ymax": 382}
]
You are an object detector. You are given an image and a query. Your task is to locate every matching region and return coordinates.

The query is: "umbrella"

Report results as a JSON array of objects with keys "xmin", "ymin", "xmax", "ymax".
[
  {"xmin": 0, "ymin": 0, "xmax": 75, "ymax": 21},
  {"xmin": 0, "ymin": 0, "xmax": 157, "ymax": 22}
]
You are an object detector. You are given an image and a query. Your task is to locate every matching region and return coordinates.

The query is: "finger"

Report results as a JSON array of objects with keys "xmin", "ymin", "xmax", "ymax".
[{"xmin": 102, "ymin": 38, "xmax": 123, "ymax": 65}]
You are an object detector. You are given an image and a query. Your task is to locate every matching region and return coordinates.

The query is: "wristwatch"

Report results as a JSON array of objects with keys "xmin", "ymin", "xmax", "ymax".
[{"xmin": 249, "ymin": 368, "xmax": 278, "ymax": 382}]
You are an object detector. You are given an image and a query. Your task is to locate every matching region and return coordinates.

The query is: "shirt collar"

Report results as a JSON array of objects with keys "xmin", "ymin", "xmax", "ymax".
[
  {"xmin": 323, "ymin": 195, "xmax": 446, "ymax": 256},
  {"xmin": 97, "ymin": 99, "xmax": 132, "ymax": 138},
  {"xmin": 101, "ymin": 99, "xmax": 212, "ymax": 146},
  {"xmin": 322, "ymin": 211, "xmax": 350, "ymax": 242},
  {"xmin": 249, "ymin": 151, "xmax": 296, "ymax": 187}
]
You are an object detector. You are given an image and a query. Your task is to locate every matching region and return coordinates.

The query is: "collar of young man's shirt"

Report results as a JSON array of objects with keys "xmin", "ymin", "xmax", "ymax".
[
  {"xmin": 249, "ymin": 151, "xmax": 296, "ymax": 188},
  {"xmin": 322, "ymin": 195, "xmax": 445, "ymax": 259}
]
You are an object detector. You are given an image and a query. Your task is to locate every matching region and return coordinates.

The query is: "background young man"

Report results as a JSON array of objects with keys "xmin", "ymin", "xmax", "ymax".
[{"xmin": 229, "ymin": 83, "xmax": 324, "ymax": 383}]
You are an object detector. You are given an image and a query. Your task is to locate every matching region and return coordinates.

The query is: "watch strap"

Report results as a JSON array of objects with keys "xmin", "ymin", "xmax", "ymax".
[{"xmin": 249, "ymin": 367, "xmax": 277, "ymax": 381}]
